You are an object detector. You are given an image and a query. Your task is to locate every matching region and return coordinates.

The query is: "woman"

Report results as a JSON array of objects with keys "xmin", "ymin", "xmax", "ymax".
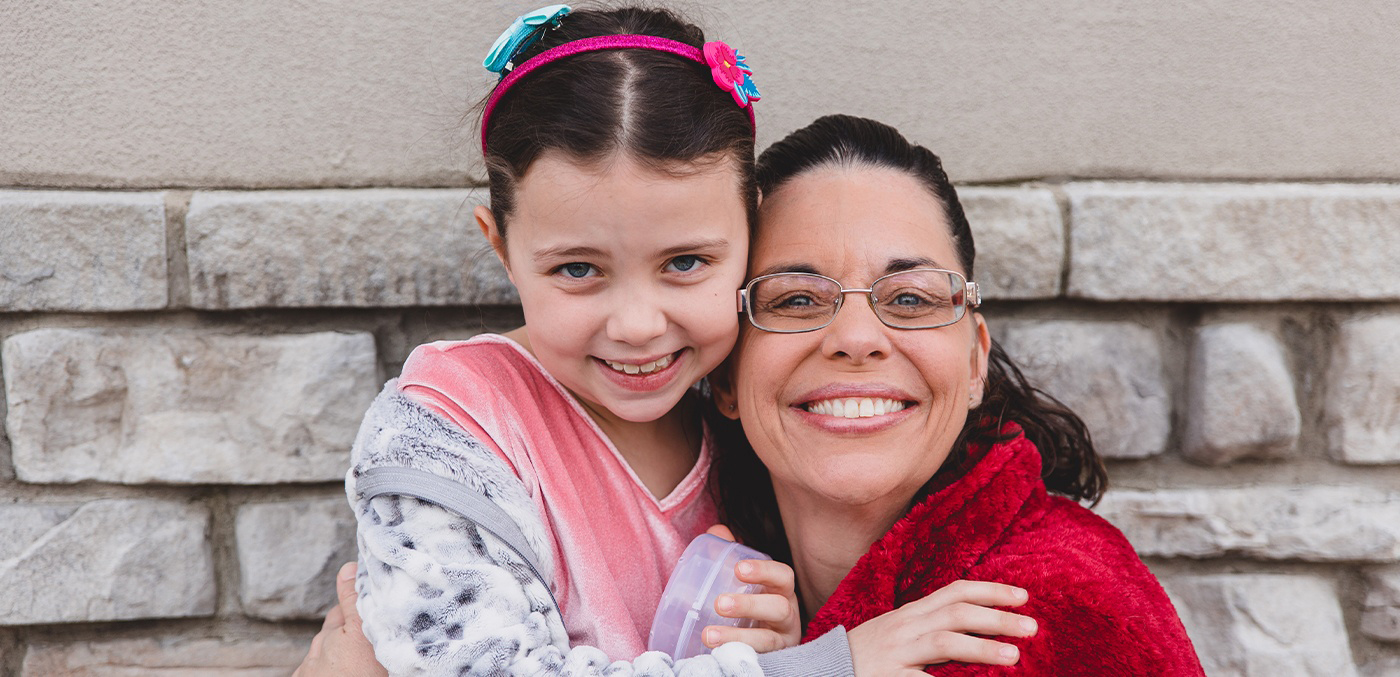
[
  {"xmin": 298, "ymin": 115, "xmax": 1202, "ymax": 675},
  {"xmin": 705, "ymin": 114, "xmax": 1203, "ymax": 673}
]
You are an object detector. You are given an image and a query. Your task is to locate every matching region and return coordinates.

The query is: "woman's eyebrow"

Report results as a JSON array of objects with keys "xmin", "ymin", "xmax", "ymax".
[
  {"xmin": 886, "ymin": 256, "xmax": 943, "ymax": 274},
  {"xmin": 754, "ymin": 262, "xmax": 821, "ymax": 277}
]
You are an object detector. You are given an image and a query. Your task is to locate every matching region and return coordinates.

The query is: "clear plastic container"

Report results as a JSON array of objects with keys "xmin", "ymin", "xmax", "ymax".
[{"xmin": 647, "ymin": 533, "xmax": 773, "ymax": 660}]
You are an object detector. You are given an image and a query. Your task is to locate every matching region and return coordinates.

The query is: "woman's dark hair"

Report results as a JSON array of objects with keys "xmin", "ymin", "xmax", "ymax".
[
  {"xmin": 709, "ymin": 114, "xmax": 1107, "ymax": 561},
  {"xmin": 480, "ymin": 6, "xmax": 757, "ymax": 237}
]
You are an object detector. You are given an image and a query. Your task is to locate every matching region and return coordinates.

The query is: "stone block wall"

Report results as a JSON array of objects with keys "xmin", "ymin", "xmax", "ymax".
[{"xmin": 4, "ymin": 1, "xmax": 1398, "ymax": 675}]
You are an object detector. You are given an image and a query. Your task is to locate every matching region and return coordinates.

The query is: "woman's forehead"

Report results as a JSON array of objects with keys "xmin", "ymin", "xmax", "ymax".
[{"xmin": 752, "ymin": 166, "xmax": 960, "ymax": 275}]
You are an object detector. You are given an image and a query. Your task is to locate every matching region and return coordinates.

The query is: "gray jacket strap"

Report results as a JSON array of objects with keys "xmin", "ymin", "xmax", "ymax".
[{"xmin": 356, "ymin": 465, "xmax": 559, "ymax": 613}]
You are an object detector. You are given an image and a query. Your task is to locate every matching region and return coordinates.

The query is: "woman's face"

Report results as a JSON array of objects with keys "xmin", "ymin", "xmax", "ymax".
[{"xmin": 720, "ymin": 165, "xmax": 990, "ymax": 508}]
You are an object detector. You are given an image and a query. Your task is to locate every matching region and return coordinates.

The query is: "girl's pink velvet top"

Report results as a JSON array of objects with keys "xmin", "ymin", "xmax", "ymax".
[{"xmin": 396, "ymin": 334, "xmax": 719, "ymax": 660}]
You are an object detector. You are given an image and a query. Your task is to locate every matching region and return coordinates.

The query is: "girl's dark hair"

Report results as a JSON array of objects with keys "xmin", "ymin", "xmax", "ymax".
[
  {"xmin": 709, "ymin": 114, "xmax": 1107, "ymax": 561},
  {"xmin": 480, "ymin": 6, "xmax": 757, "ymax": 237}
]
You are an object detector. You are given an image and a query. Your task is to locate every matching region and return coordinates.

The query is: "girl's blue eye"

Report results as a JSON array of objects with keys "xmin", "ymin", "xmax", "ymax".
[
  {"xmin": 666, "ymin": 255, "xmax": 705, "ymax": 273},
  {"xmin": 559, "ymin": 262, "xmax": 596, "ymax": 279}
]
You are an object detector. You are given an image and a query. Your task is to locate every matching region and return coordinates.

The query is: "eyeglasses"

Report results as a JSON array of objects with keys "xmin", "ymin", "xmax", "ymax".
[{"xmin": 737, "ymin": 268, "xmax": 981, "ymax": 333}]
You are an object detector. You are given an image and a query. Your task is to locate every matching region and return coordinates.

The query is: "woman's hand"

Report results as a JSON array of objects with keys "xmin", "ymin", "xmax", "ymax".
[
  {"xmin": 701, "ymin": 525, "xmax": 803, "ymax": 653},
  {"xmin": 292, "ymin": 562, "xmax": 388, "ymax": 677},
  {"xmin": 847, "ymin": 579, "xmax": 1037, "ymax": 675}
]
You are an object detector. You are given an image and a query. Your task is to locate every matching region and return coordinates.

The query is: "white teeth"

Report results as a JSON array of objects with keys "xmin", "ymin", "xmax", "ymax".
[
  {"xmin": 804, "ymin": 397, "xmax": 907, "ymax": 419},
  {"xmin": 604, "ymin": 353, "xmax": 674, "ymax": 375}
]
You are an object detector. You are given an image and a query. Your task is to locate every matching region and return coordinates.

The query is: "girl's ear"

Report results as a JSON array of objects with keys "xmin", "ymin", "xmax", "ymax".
[
  {"xmin": 475, "ymin": 205, "xmax": 511, "ymax": 275},
  {"xmin": 708, "ymin": 357, "xmax": 741, "ymax": 421},
  {"xmin": 969, "ymin": 313, "xmax": 991, "ymax": 408}
]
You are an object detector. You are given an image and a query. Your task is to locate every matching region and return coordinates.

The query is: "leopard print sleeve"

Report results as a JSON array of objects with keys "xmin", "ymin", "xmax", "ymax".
[{"xmin": 347, "ymin": 384, "xmax": 767, "ymax": 676}]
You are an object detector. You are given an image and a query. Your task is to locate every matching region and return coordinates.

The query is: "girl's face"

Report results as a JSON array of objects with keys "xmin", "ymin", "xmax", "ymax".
[
  {"xmin": 480, "ymin": 152, "xmax": 749, "ymax": 423},
  {"xmin": 718, "ymin": 166, "xmax": 990, "ymax": 508}
]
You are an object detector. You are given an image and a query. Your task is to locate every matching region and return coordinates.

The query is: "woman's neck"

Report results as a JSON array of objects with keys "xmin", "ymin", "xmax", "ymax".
[{"xmin": 773, "ymin": 481, "xmax": 913, "ymax": 622}]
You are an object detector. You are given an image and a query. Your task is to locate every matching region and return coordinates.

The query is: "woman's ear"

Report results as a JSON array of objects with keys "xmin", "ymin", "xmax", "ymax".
[
  {"xmin": 475, "ymin": 205, "xmax": 512, "ymax": 279},
  {"xmin": 969, "ymin": 313, "xmax": 991, "ymax": 408},
  {"xmin": 708, "ymin": 357, "xmax": 741, "ymax": 421}
]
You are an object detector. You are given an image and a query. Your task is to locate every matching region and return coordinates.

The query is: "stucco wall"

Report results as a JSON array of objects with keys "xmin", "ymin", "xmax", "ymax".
[{"xmin": 2, "ymin": 1, "xmax": 1398, "ymax": 674}]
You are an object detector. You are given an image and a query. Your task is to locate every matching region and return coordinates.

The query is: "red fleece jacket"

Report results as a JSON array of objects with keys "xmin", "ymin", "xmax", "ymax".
[{"xmin": 802, "ymin": 427, "xmax": 1204, "ymax": 675}]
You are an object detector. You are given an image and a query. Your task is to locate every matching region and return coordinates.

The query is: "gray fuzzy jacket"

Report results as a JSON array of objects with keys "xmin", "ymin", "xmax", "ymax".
[{"xmin": 347, "ymin": 383, "xmax": 854, "ymax": 676}]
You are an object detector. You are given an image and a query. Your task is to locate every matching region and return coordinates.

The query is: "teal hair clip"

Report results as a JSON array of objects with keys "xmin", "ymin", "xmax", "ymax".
[{"xmin": 483, "ymin": 4, "xmax": 572, "ymax": 74}]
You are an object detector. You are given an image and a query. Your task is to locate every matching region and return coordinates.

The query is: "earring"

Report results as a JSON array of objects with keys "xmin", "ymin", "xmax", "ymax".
[{"xmin": 729, "ymin": 403, "xmax": 737, "ymax": 411}]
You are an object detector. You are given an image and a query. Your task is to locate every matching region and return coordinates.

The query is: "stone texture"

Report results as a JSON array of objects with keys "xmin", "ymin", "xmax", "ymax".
[
  {"xmin": 0, "ymin": 500, "xmax": 213, "ymax": 625},
  {"xmin": 0, "ymin": 1, "xmax": 495, "ymax": 188},
  {"xmin": 2, "ymin": 328, "xmax": 377, "ymax": 484},
  {"xmin": 997, "ymin": 320, "xmax": 1170, "ymax": 458},
  {"xmin": 1183, "ymin": 323, "xmax": 1300, "ymax": 464},
  {"xmin": 0, "ymin": 191, "xmax": 166, "ymax": 311},
  {"xmin": 1363, "ymin": 565, "xmax": 1400, "ymax": 642},
  {"xmin": 7, "ymin": 2, "xmax": 1400, "ymax": 186},
  {"xmin": 1328, "ymin": 315, "xmax": 1400, "ymax": 464},
  {"xmin": 236, "ymin": 497, "xmax": 356, "ymax": 620},
  {"xmin": 958, "ymin": 188, "xmax": 1063, "ymax": 299},
  {"xmin": 1163, "ymin": 574, "xmax": 1357, "ymax": 677},
  {"xmin": 21, "ymin": 636, "xmax": 311, "ymax": 676},
  {"xmin": 186, "ymin": 189, "xmax": 515, "ymax": 309},
  {"xmin": 1096, "ymin": 486, "xmax": 1400, "ymax": 561},
  {"xmin": 1066, "ymin": 183, "xmax": 1400, "ymax": 301}
]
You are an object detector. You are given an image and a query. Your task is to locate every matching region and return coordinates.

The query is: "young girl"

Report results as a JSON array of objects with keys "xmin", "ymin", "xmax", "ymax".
[{"xmin": 345, "ymin": 6, "xmax": 1032, "ymax": 676}]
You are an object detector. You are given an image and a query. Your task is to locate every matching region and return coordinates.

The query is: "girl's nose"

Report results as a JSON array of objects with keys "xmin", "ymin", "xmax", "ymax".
[{"xmin": 606, "ymin": 296, "xmax": 668, "ymax": 347}]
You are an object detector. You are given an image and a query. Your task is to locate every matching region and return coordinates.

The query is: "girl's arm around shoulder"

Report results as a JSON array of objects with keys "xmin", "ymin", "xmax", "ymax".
[{"xmin": 350, "ymin": 384, "xmax": 851, "ymax": 675}]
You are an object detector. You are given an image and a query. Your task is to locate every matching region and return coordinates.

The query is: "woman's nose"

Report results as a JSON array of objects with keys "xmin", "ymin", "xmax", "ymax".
[
  {"xmin": 820, "ymin": 294, "xmax": 891, "ymax": 363},
  {"xmin": 605, "ymin": 294, "xmax": 668, "ymax": 347}
]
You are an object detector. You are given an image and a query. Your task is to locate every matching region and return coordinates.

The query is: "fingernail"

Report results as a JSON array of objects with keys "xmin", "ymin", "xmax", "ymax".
[
  {"xmin": 737, "ymin": 562, "xmax": 753, "ymax": 577},
  {"xmin": 1000, "ymin": 646, "xmax": 1019, "ymax": 661},
  {"xmin": 717, "ymin": 595, "xmax": 734, "ymax": 613},
  {"xmin": 704, "ymin": 628, "xmax": 719, "ymax": 646},
  {"xmin": 1014, "ymin": 587, "xmax": 1028, "ymax": 601},
  {"xmin": 338, "ymin": 562, "xmax": 356, "ymax": 581},
  {"xmin": 1020, "ymin": 618, "xmax": 1037, "ymax": 633}
]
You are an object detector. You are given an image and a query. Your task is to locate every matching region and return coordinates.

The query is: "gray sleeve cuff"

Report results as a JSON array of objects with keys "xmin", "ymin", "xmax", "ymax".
[{"xmin": 755, "ymin": 626, "xmax": 855, "ymax": 677}]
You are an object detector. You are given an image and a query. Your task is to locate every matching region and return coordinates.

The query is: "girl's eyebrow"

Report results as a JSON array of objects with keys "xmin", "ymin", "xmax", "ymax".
[
  {"xmin": 655, "ymin": 238, "xmax": 730, "ymax": 259},
  {"xmin": 533, "ymin": 245, "xmax": 605, "ymax": 261}
]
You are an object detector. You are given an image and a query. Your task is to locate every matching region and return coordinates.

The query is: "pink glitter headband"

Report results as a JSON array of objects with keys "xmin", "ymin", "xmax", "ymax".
[{"xmin": 480, "ymin": 34, "xmax": 759, "ymax": 153}]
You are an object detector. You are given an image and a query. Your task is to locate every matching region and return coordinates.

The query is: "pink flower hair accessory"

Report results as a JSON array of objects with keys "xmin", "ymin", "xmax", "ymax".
[
  {"xmin": 703, "ymin": 41, "xmax": 761, "ymax": 107},
  {"xmin": 481, "ymin": 34, "xmax": 759, "ymax": 153}
]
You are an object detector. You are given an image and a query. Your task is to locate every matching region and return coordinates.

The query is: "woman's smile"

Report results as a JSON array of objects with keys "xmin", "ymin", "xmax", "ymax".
[{"xmin": 791, "ymin": 383, "xmax": 918, "ymax": 433}]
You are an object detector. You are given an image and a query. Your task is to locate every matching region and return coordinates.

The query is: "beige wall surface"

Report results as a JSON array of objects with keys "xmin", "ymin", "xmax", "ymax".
[
  {"xmin": 3, "ymin": 0, "xmax": 1399, "ymax": 187},
  {"xmin": 3, "ymin": 1, "xmax": 1400, "ymax": 675}
]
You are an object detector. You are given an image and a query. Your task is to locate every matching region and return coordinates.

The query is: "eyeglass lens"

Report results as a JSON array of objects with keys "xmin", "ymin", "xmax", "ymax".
[{"xmin": 748, "ymin": 270, "xmax": 966, "ymax": 331}]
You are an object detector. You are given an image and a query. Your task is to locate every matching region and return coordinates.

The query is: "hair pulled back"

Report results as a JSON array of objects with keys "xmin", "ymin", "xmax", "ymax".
[
  {"xmin": 481, "ymin": 7, "xmax": 757, "ymax": 236},
  {"xmin": 708, "ymin": 114, "xmax": 1107, "ymax": 561}
]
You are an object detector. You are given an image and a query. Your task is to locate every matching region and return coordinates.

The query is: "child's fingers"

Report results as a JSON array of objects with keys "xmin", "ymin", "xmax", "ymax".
[
  {"xmin": 734, "ymin": 559, "xmax": 794, "ymax": 591},
  {"xmin": 908, "ymin": 580, "xmax": 1028, "ymax": 613},
  {"xmin": 936, "ymin": 602, "xmax": 1038, "ymax": 638},
  {"xmin": 705, "ymin": 524, "xmax": 737, "ymax": 541},
  {"xmin": 918, "ymin": 632, "xmax": 1022, "ymax": 667},
  {"xmin": 714, "ymin": 592, "xmax": 794, "ymax": 624},
  {"xmin": 702, "ymin": 624, "xmax": 789, "ymax": 654}
]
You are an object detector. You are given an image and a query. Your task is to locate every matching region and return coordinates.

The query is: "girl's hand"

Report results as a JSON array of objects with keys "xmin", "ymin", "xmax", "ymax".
[
  {"xmin": 700, "ymin": 525, "xmax": 802, "ymax": 653},
  {"xmin": 847, "ymin": 579, "xmax": 1037, "ymax": 676}
]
